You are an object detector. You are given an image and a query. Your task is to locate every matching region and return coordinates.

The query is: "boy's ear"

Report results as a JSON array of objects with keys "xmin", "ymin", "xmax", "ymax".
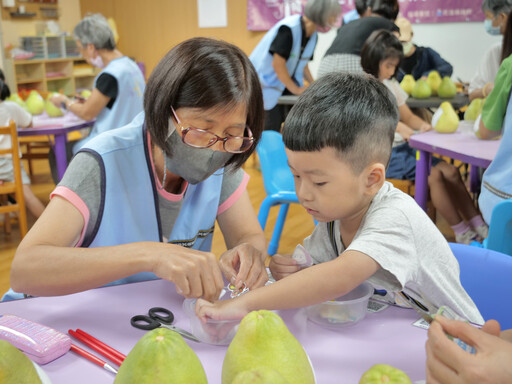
[{"xmin": 364, "ymin": 162, "xmax": 386, "ymax": 194}]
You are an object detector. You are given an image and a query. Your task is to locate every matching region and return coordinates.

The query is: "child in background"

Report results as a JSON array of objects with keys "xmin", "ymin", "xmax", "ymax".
[
  {"xmin": 0, "ymin": 71, "xmax": 45, "ymax": 219},
  {"xmin": 361, "ymin": 30, "xmax": 488, "ymax": 245},
  {"xmin": 197, "ymin": 73, "xmax": 483, "ymax": 325},
  {"xmin": 395, "ymin": 17, "xmax": 453, "ymax": 81}
]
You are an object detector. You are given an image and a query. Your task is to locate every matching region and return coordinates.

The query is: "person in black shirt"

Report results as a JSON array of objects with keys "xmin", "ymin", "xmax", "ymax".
[
  {"xmin": 318, "ymin": 0, "xmax": 399, "ymax": 77},
  {"xmin": 395, "ymin": 17, "xmax": 453, "ymax": 81}
]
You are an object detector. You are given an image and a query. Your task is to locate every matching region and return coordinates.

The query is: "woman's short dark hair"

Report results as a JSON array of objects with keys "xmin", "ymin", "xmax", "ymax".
[
  {"xmin": 361, "ymin": 29, "xmax": 403, "ymax": 78},
  {"xmin": 144, "ymin": 37, "xmax": 264, "ymax": 170},
  {"xmin": 369, "ymin": 0, "xmax": 399, "ymax": 20},
  {"xmin": 0, "ymin": 69, "xmax": 10, "ymax": 101}
]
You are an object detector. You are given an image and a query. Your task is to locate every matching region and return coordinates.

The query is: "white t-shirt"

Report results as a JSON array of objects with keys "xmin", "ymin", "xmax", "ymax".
[
  {"xmin": 0, "ymin": 101, "xmax": 32, "ymax": 153},
  {"xmin": 303, "ymin": 182, "xmax": 484, "ymax": 324},
  {"xmin": 383, "ymin": 78, "xmax": 409, "ymax": 147},
  {"xmin": 468, "ymin": 41, "xmax": 502, "ymax": 94}
]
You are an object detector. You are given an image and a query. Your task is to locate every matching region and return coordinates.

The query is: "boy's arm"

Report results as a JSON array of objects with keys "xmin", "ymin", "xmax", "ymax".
[{"xmin": 197, "ymin": 249, "xmax": 380, "ymax": 320}]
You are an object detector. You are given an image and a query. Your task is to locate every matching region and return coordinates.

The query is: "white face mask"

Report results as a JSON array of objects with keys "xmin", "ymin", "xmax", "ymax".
[
  {"xmin": 90, "ymin": 54, "xmax": 105, "ymax": 68},
  {"xmin": 402, "ymin": 41, "xmax": 414, "ymax": 56}
]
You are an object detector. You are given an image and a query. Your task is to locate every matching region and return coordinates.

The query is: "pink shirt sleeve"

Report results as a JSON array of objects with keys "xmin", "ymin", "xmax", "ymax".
[
  {"xmin": 50, "ymin": 186, "xmax": 90, "ymax": 247},
  {"xmin": 217, "ymin": 172, "xmax": 250, "ymax": 215}
]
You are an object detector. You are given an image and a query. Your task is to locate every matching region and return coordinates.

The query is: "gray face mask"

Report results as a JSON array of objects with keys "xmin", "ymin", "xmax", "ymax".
[{"xmin": 163, "ymin": 128, "xmax": 233, "ymax": 185}]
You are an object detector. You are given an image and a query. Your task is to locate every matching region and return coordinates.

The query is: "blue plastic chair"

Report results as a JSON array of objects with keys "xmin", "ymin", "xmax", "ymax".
[
  {"xmin": 256, "ymin": 131, "xmax": 301, "ymax": 255},
  {"xmin": 449, "ymin": 242, "xmax": 512, "ymax": 329},
  {"xmin": 471, "ymin": 199, "xmax": 512, "ymax": 256}
]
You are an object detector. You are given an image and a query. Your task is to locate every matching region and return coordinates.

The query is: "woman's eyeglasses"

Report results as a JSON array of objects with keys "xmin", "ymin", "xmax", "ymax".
[{"xmin": 171, "ymin": 107, "xmax": 254, "ymax": 154}]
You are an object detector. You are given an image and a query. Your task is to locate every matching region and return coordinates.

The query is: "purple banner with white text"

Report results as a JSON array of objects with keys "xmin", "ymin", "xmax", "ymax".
[{"xmin": 246, "ymin": 0, "xmax": 485, "ymax": 31}]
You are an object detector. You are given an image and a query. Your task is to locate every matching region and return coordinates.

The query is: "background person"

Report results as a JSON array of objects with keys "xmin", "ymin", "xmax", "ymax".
[
  {"xmin": 50, "ymin": 13, "xmax": 145, "ymax": 181},
  {"xmin": 361, "ymin": 30, "xmax": 488, "ymax": 245},
  {"xmin": 395, "ymin": 17, "xmax": 453, "ymax": 81},
  {"xmin": 317, "ymin": 0, "xmax": 399, "ymax": 77},
  {"xmin": 341, "ymin": 0, "xmax": 371, "ymax": 25},
  {"xmin": 477, "ymin": 11, "xmax": 512, "ymax": 223},
  {"xmin": 250, "ymin": 0, "xmax": 341, "ymax": 132},
  {"xmin": 468, "ymin": 0, "xmax": 512, "ymax": 101},
  {"xmin": 0, "ymin": 71, "xmax": 45, "ymax": 219},
  {"xmin": 5, "ymin": 38, "xmax": 267, "ymax": 302}
]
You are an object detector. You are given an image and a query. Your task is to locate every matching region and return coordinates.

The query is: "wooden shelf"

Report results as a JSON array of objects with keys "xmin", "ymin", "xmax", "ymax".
[
  {"xmin": 46, "ymin": 76, "xmax": 71, "ymax": 81},
  {"xmin": 17, "ymin": 78, "xmax": 44, "ymax": 84},
  {"xmin": 6, "ymin": 57, "xmax": 99, "ymax": 96}
]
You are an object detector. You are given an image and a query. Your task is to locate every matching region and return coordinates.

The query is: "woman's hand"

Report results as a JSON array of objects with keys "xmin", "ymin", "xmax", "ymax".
[
  {"xmin": 426, "ymin": 316, "xmax": 512, "ymax": 384},
  {"xmin": 219, "ymin": 243, "xmax": 268, "ymax": 290},
  {"xmin": 269, "ymin": 254, "xmax": 300, "ymax": 280},
  {"xmin": 419, "ymin": 122, "xmax": 432, "ymax": 132},
  {"xmin": 396, "ymin": 121, "xmax": 415, "ymax": 141},
  {"xmin": 152, "ymin": 245, "xmax": 224, "ymax": 303},
  {"xmin": 50, "ymin": 94, "xmax": 69, "ymax": 108}
]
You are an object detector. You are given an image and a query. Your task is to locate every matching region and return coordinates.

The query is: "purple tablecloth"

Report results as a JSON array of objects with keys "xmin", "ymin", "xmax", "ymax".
[{"xmin": 0, "ymin": 279, "xmax": 428, "ymax": 383}]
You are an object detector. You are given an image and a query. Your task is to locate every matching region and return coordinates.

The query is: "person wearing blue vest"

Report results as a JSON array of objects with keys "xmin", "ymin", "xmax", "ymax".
[
  {"xmin": 250, "ymin": 0, "xmax": 341, "ymax": 131},
  {"xmin": 5, "ymin": 38, "xmax": 267, "ymax": 303},
  {"xmin": 49, "ymin": 14, "xmax": 145, "ymax": 182}
]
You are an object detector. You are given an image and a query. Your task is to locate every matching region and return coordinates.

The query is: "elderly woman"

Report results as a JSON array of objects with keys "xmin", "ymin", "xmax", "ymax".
[
  {"xmin": 5, "ymin": 38, "xmax": 267, "ymax": 302},
  {"xmin": 51, "ymin": 14, "xmax": 145, "ymax": 161},
  {"xmin": 250, "ymin": 0, "xmax": 341, "ymax": 131}
]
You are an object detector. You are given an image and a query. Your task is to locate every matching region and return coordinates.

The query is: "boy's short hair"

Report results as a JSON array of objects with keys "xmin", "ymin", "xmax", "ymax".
[{"xmin": 282, "ymin": 73, "xmax": 398, "ymax": 174}]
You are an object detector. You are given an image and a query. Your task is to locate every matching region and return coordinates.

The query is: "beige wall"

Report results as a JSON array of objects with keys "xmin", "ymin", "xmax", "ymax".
[
  {"xmin": 80, "ymin": 0, "xmax": 266, "ymax": 79},
  {"xmin": 2, "ymin": 0, "xmax": 82, "ymax": 47}
]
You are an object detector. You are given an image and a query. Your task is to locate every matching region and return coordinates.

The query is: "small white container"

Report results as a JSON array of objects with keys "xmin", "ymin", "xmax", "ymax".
[
  {"xmin": 182, "ymin": 289, "xmax": 240, "ymax": 345},
  {"xmin": 306, "ymin": 282, "xmax": 373, "ymax": 328}
]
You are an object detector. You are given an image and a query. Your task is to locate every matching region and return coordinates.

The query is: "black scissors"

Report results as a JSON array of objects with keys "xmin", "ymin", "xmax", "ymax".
[{"xmin": 130, "ymin": 307, "xmax": 200, "ymax": 343}]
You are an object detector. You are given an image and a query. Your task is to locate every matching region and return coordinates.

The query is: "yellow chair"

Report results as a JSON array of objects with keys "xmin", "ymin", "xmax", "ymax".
[{"xmin": 0, "ymin": 121, "xmax": 28, "ymax": 238}]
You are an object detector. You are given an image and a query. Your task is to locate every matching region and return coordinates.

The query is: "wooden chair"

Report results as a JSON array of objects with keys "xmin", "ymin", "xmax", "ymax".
[{"xmin": 0, "ymin": 121, "xmax": 28, "ymax": 238}]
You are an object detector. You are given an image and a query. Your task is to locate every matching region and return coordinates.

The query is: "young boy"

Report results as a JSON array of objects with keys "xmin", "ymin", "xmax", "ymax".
[{"xmin": 197, "ymin": 73, "xmax": 483, "ymax": 325}]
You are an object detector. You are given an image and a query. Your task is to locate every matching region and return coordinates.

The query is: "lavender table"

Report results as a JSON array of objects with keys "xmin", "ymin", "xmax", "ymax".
[
  {"xmin": 409, "ymin": 124, "xmax": 501, "ymax": 211},
  {"xmin": 0, "ymin": 279, "xmax": 428, "ymax": 383},
  {"xmin": 18, "ymin": 112, "xmax": 94, "ymax": 181}
]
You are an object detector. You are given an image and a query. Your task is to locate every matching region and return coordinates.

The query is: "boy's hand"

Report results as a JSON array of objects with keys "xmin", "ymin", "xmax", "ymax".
[
  {"xmin": 269, "ymin": 254, "xmax": 300, "ymax": 280},
  {"xmin": 219, "ymin": 243, "xmax": 268, "ymax": 290},
  {"xmin": 196, "ymin": 297, "xmax": 249, "ymax": 321}
]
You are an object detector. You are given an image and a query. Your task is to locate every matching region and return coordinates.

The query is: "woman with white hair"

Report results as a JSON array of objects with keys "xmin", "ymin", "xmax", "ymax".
[
  {"xmin": 51, "ymin": 14, "xmax": 145, "ymax": 171},
  {"xmin": 249, "ymin": 0, "xmax": 341, "ymax": 131}
]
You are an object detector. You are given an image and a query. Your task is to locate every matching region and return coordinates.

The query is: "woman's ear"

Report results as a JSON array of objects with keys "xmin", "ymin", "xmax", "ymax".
[{"xmin": 364, "ymin": 162, "xmax": 386, "ymax": 195}]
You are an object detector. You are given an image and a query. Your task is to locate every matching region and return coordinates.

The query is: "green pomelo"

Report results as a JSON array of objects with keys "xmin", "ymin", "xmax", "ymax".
[
  {"xmin": 464, "ymin": 98, "xmax": 484, "ymax": 121},
  {"xmin": 359, "ymin": 364, "xmax": 412, "ymax": 384},
  {"xmin": 438, "ymin": 76, "xmax": 457, "ymax": 98},
  {"xmin": 232, "ymin": 367, "xmax": 289, "ymax": 384},
  {"xmin": 0, "ymin": 339, "xmax": 42, "ymax": 384},
  {"xmin": 399, "ymin": 75, "xmax": 415, "ymax": 95},
  {"xmin": 426, "ymin": 70, "xmax": 442, "ymax": 96},
  {"xmin": 411, "ymin": 79, "xmax": 431, "ymax": 99},
  {"xmin": 222, "ymin": 310, "xmax": 314, "ymax": 384},
  {"xmin": 25, "ymin": 91, "xmax": 45, "ymax": 115},
  {"xmin": 80, "ymin": 89, "xmax": 92, "ymax": 99},
  {"xmin": 45, "ymin": 94, "xmax": 64, "ymax": 117},
  {"xmin": 114, "ymin": 328, "xmax": 207, "ymax": 384}
]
